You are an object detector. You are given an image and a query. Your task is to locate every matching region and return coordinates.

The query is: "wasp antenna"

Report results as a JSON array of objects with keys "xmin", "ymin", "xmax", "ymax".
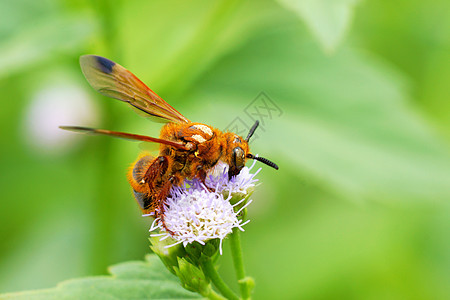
[
  {"xmin": 245, "ymin": 120, "xmax": 260, "ymax": 142},
  {"xmin": 246, "ymin": 153, "xmax": 279, "ymax": 170},
  {"xmin": 255, "ymin": 156, "xmax": 279, "ymax": 170}
]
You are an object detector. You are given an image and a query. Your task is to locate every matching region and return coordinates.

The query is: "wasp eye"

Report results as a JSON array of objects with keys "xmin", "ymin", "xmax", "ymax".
[{"xmin": 232, "ymin": 147, "xmax": 245, "ymax": 170}]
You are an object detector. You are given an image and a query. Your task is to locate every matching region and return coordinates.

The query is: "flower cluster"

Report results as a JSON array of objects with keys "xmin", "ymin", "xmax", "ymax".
[
  {"xmin": 149, "ymin": 159, "xmax": 260, "ymax": 254},
  {"xmin": 205, "ymin": 160, "xmax": 260, "ymax": 197}
]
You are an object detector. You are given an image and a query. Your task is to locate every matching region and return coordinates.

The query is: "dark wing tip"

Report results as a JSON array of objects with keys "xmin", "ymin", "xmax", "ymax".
[
  {"xmin": 80, "ymin": 55, "xmax": 115, "ymax": 74},
  {"xmin": 95, "ymin": 56, "xmax": 115, "ymax": 74}
]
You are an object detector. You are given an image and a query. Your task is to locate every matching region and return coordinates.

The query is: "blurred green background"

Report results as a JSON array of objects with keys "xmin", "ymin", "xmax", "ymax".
[{"xmin": 1, "ymin": 0, "xmax": 449, "ymax": 299}]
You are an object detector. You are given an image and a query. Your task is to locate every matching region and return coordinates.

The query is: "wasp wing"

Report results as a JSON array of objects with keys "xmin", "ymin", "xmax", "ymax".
[
  {"xmin": 60, "ymin": 126, "xmax": 189, "ymax": 150},
  {"xmin": 80, "ymin": 55, "xmax": 189, "ymax": 124}
]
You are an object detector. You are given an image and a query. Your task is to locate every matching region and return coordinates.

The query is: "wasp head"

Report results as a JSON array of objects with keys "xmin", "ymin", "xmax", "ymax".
[{"xmin": 226, "ymin": 120, "xmax": 278, "ymax": 179}]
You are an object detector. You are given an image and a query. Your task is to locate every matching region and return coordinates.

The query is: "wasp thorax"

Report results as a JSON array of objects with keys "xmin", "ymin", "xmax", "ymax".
[{"xmin": 187, "ymin": 124, "xmax": 214, "ymax": 143}]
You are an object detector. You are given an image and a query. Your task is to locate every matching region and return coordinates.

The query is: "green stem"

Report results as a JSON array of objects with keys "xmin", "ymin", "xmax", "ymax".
[
  {"xmin": 203, "ymin": 288, "xmax": 227, "ymax": 300},
  {"xmin": 229, "ymin": 228, "xmax": 251, "ymax": 300},
  {"xmin": 201, "ymin": 258, "xmax": 239, "ymax": 300}
]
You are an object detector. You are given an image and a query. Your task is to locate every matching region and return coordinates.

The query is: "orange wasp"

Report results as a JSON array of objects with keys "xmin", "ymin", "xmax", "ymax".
[{"xmin": 61, "ymin": 55, "xmax": 278, "ymax": 222}]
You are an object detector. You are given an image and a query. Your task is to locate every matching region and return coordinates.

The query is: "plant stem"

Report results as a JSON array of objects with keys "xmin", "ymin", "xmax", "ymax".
[
  {"xmin": 201, "ymin": 258, "xmax": 239, "ymax": 300},
  {"xmin": 204, "ymin": 288, "xmax": 227, "ymax": 300},
  {"xmin": 229, "ymin": 228, "xmax": 251, "ymax": 300}
]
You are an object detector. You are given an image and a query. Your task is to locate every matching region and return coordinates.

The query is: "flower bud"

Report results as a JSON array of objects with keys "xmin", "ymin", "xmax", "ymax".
[
  {"xmin": 149, "ymin": 235, "xmax": 186, "ymax": 275},
  {"xmin": 184, "ymin": 241, "xmax": 202, "ymax": 264},
  {"xmin": 201, "ymin": 238, "xmax": 220, "ymax": 258},
  {"xmin": 174, "ymin": 257, "xmax": 210, "ymax": 295}
]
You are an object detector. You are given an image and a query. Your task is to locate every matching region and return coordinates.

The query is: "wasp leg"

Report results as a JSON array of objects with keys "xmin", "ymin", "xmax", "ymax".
[
  {"xmin": 156, "ymin": 175, "xmax": 181, "ymax": 234},
  {"xmin": 196, "ymin": 165, "xmax": 207, "ymax": 183},
  {"xmin": 142, "ymin": 156, "xmax": 169, "ymax": 213},
  {"xmin": 195, "ymin": 165, "xmax": 216, "ymax": 193},
  {"xmin": 143, "ymin": 156, "xmax": 169, "ymax": 189}
]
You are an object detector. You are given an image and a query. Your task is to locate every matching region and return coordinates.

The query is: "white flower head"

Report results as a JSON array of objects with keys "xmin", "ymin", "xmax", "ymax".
[
  {"xmin": 150, "ymin": 183, "xmax": 250, "ymax": 254},
  {"xmin": 148, "ymin": 158, "xmax": 262, "ymax": 254},
  {"xmin": 205, "ymin": 158, "xmax": 261, "ymax": 197}
]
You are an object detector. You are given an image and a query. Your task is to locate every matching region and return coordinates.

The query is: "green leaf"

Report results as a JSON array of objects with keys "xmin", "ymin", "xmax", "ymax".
[
  {"xmin": 117, "ymin": 0, "xmax": 287, "ymax": 96},
  {"xmin": 191, "ymin": 25, "xmax": 450, "ymax": 203},
  {"xmin": 0, "ymin": 255, "xmax": 202, "ymax": 300},
  {"xmin": 277, "ymin": 0, "xmax": 360, "ymax": 52},
  {"xmin": 0, "ymin": 13, "xmax": 96, "ymax": 79}
]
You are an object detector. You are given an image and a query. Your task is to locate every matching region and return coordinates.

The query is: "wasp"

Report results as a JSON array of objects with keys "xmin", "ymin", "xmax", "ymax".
[{"xmin": 61, "ymin": 55, "xmax": 278, "ymax": 222}]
